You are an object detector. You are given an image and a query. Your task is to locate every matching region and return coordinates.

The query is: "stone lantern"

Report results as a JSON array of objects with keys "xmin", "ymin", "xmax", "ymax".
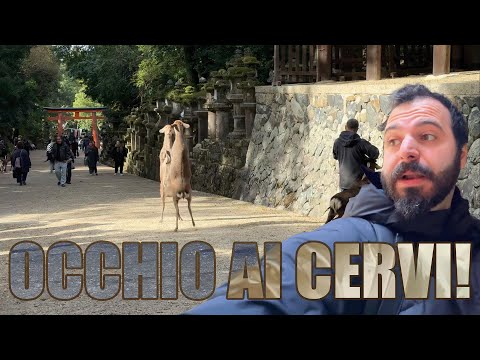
[
  {"xmin": 239, "ymin": 49, "xmax": 260, "ymax": 139},
  {"xmin": 212, "ymin": 69, "xmax": 232, "ymax": 141},
  {"xmin": 202, "ymin": 77, "xmax": 217, "ymax": 140},
  {"xmin": 194, "ymin": 76, "xmax": 209, "ymax": 144}
]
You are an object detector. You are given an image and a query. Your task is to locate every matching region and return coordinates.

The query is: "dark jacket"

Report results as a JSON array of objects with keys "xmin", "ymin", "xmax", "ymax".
[
  {"xmin": 51, "ymin": 142, "xmax": 73, "ymax": 162},
  {"xmin": 11, "ymin": 148, "xmax": 31, "ymax": 173},
  {"xmin": 86, "ymin": 146, "xmax": 99, "ymax": 167},
  {"xmin": 186, "ymin": 181, "xmax": 480, "ymax": 315},
  {"xmin": 111, "ymin": 146, "xmax": 128, "ymax": 164},
  {"xmin": 333, "ymin": 131, "xmax": 379, "ymax": 190}
]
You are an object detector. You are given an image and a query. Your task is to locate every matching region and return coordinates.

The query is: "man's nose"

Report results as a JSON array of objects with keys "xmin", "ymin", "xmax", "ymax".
[{"xmin": 398, "ymin": 135, "xmax": 419, "ymax": 162}]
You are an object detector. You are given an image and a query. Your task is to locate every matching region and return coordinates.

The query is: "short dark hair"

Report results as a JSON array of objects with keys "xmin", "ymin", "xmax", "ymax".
[
  {"xmin": 346, "ymin": 118, "xmax": 359, "ymax": 131},
  {"xmin": 16, "ymin": 141, "xmax": 24, "ymax": 149},
  {"xmin": 380, "ymin": 84, "xmax": 468, "ymax": 152}
]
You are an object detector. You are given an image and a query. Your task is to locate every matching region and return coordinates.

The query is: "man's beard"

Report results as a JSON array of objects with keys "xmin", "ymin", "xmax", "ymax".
[{"xmin": 381, "ymin": 152, "xmax": 461, "ymax": 221}]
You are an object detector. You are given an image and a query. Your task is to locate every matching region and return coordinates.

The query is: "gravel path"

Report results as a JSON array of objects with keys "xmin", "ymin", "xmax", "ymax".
[{"xmin": 0, "ymin": 150, "xmax": 324, "ymax": 314}]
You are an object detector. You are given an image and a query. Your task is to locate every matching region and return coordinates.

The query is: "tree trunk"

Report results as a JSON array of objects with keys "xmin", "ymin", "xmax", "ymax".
[{"xmin": 183, "ymin": 45, "xmax": 199, "ymax": 85}]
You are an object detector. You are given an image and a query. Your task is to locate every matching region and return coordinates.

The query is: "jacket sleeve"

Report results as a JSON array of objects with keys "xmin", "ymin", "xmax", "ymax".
[
  {"xmin": 25, "ymin": 151, "xmax": 31, "ymax": 168},
  {"xmin": 359, "ymin": 140, "xmax": 379, "ymax": 160},
  {"xmin": 185, "ymin": 218, "xmax": 373, "ymax": 315},
  {"xmin": 333, "ymin": 139, "xmax": 339, "ymax": 160}
]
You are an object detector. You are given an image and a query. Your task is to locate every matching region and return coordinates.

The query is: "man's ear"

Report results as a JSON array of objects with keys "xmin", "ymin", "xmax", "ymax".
[{"xmin": 460, "ymin": 144, "xmax": 468, "ymax": 169}]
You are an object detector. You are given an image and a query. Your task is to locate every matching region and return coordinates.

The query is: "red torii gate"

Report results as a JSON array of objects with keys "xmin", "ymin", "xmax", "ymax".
[{"xmin": 44, "ymin": 107, "xmax": 107, "ymax": 148}]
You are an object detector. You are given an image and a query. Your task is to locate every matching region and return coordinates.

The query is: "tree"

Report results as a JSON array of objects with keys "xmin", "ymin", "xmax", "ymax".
[
  {"xmin": 70, "ymin": 87, "xmax": 103, "ymax": 131},
  {"xmin": 0, "ymin": 46, "xmax": 32, "ymax": 138},
  {"xmin": 59, "ymin": 45, "xmax": 141, "ymax": 118},
  {"xmin": 135, "ymin": 45, "xmax": 186, "ymax": 104},
  {"xmin": 22, "ymin": 45, "xmax": 60, "ymax": 104}
]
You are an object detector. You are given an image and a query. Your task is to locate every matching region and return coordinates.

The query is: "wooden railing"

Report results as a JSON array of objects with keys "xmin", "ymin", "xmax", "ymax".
[
  {"xmin": 273, "ymin": 45, "xmax": 318, "ymax": 84},
  {"xmin": 273, "ymin": 45, "xmax": 454, "ymax": 84}
]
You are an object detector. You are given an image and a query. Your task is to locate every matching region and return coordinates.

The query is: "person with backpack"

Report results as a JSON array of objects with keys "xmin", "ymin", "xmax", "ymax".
[
  {"xmin": 11, "ymin": 141, "xmax": 31, "ymax": 186},
  {"xmin": 46, "ymin": 138, "xmax": 55, "ymax": 173}
]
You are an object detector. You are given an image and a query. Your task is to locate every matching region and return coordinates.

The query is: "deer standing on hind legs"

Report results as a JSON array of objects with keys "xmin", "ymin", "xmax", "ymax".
[
  {"xmin": 159, "ymin": 124, "xmax": 176, "ymax": 222},
  {"xmin": 159, "ymin": 120, "xmax": 195, "ymax": 232}
]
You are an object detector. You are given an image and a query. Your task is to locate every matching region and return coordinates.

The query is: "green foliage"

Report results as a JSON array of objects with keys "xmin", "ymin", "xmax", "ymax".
[
  {"xmin": 60, "ymin": 45, "xmax": 141, "ymax": 118},
  {"xmin": 192, "ymin": 45, "xmax": 273, "ymax": 83},
  {"xmin": 135, "ymin": 45, "xmax": 186, "ymax": 103},
  {"xmin": 50, "ymin": 64, "xmax": 82, "ymax": 107},
  {"xmin": 70, "ymin": 87, "xmax": 103, "ymax": 131},
  {"xmin": 0, "ymin": 45, "xmax": 65, "ymax": 143},
  {"xmin": 225, "ymin": 66, "xmax": 256, "ymax": 79},
  {"xmin": 22, "ymin": 46, "xmax": 60, "ymax": 104}
]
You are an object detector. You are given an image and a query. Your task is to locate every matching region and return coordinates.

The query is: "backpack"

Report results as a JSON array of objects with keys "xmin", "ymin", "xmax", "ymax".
[{"xmin": 14, "ymin": 155, "xmax": 21, "ymax": 169}]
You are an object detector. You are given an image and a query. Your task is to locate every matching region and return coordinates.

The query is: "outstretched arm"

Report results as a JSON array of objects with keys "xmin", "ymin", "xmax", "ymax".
[{"xmin": 360, "ymin": 140, "xmax": 379, "ymax": 160}]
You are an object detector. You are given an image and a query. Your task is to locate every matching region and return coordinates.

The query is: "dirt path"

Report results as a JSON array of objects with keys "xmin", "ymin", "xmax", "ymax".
[{"xmin": 0, "ymin": 150, "xmax": 324, "ymax": 314}]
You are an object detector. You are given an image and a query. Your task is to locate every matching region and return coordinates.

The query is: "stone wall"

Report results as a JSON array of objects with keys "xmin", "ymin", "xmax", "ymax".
[
  {"xmin": 457, "ymin": 95, "xmax": 480, "ymax": 218},
  {"xmin": 192, "ymin": 138, "xmax": 250, "ymax": 198},
  {"xmin": 237, "ymin": 91, "xmax": 385, "ymax": 218},
  {"xmin": 191, "ymin": 72, "xmax": 480, "ymax": 220}
]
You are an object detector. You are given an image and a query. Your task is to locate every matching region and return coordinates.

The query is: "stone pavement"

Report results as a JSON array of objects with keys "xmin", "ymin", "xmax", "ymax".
[{"xmin": 0, "ymin": 149, "xmax": 324, "ymax": 314}]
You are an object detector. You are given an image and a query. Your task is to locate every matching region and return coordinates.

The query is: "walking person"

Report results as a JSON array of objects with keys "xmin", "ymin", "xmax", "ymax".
[
  {"xmin": 66, "ymin": 150, "xmax": 75, "ymax": 184},
  {"xmin": 111, "ymin": 140, "xmax": 128, "ymax": 176},
  {"xmin": 71, "ymin": 138, "xmax": 79, "ymax": 158},
  {"xmin": 83, "ymin": 136, "xmax": 90, "ymax": 154},
  {"xmin": 46, "ymin": 138, "xmax": 55, "ymax": 173},
  {"xmin": 85, "ymin": 141, "xmax": 99, "ymax": 176},
  {"xmin": 333, "ymin": 118, "xmax": 380, "ymax": 191},
  {"xmin": 51, "ymin": 135, "xmax": 74, "ymax": 187},
  {"xmin": 11, "ymin": 141, "xmax": 31, "ymax": 186}
]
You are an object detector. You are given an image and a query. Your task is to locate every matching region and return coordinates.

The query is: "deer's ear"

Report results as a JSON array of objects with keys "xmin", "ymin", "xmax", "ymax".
[
  {"xmin": 160, "ymin": 125, "xmax": 169, "ymax": 133},
  {"xmin": 183, "ymin": 122, "xmax": 190, "ymax": 129}
]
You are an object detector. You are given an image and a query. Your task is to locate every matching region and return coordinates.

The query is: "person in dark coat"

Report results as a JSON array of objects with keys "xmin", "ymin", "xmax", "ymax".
[
  {"xmin": 51, "ymin": 135, "xmax": 74, "ymax": 187},
  {"xmin": 85, "ymin": 141, "xmax": 99, "ymax": 175},
  {"xmin": 71, "ymin": 139, "xmax": 79, "ymax": 157},
  {"xmin": 11, "ymin": 141, "xmax": 31, "ymax": 186},
  {"xmin": 111, "ymin": 140, "xmax": 128, "ymax": 176},
  {"xmin": 333, "ymin": 118, "xmax": 380, "ymax": 191}
]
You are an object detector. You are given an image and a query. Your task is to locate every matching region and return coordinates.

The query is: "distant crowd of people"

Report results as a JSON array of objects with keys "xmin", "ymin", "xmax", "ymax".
[{"xmin": 1, "ymin": 133, "xmax": 128, "ymax": 187}]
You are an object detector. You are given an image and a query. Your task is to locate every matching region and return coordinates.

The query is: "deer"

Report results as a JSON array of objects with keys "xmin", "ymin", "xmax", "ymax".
[
  {"xmin": 325, "ymin": 158, "xmax": 381, "ymax": 224},
  {"xmin": 159, "ymin": 124, "xmax": 175, "ymax": 222},
  {"xmin": 160, "ymin": 120, "xmax": 195, "ymax": 232}
]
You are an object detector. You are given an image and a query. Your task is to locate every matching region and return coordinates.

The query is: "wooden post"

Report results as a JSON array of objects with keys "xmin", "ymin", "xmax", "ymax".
[
  {"xmin": 433, "ymin": 45, "xmax": 451, "ymax": 75},
  {"xmin": 316, "ymin": 45, "xmax": 332, "ymax": 81},
  {"xmin": 92, "ymin": 111, "xmax": 100, "ymax": 149},
  {"xmin": 57, "ymin": 112, "xmax": 63, "ymax": 137},
  {"xmin": 273, "ymin": 45, "xmax": 279, "ymax": 85},
  {"xmin": 366, "ymin": 45, "xmax": 382, "ymax": 80}
]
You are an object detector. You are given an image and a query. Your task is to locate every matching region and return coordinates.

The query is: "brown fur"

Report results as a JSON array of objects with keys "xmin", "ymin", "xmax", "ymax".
[
  {"xmin": 160, "ymin": 120, "xmax": 195, "ymax": 231},
  {"xmin": 325, "ymin": 159, "xmax": 380, "ymax": 223},
  {"xmin": 159, "ymin": 124, "xmax": 175, "ymax": 222}
]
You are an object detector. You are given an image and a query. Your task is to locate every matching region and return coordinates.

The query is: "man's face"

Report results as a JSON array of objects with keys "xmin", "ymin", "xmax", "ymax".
[
  {"xmin": 381, "ymin": 97, "xmax": 467, "ymax": 219},
  {"xmin": 56, "ymin": 137, "xmax": 62, "ymax": 144}
]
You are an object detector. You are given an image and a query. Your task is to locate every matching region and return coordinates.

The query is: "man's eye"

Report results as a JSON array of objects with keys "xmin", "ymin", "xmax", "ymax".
[
  {"xmin": 387, "ymin": 139, "xmax": 400, "ymax": 146},
  {"xmin": 421, "ymin": 134, "xmax": 436, "ymax": 141}
]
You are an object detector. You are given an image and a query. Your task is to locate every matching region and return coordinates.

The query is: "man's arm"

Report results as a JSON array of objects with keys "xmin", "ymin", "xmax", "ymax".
[
  {"xmin": 333, "ymin": 139, "xmax": 339, "ymax": 160},
  {"xmin": 185, "ymin": 218, "xmax": 375, "ymax": 315},
  {"xmin": 360, "ymin": 140, "xmax": 379, "ymax": 160}
]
